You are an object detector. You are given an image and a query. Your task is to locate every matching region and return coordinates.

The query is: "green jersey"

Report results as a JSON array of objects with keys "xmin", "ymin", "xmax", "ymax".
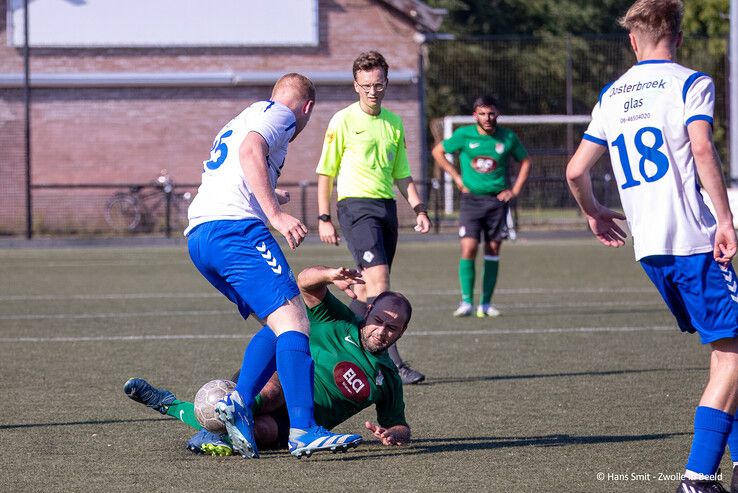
[
  {"xmin": 306, "ymin": 290, "xmax": 407, "ymax": 430},
  {"xmin": 442, "ymin": 125, "xmax": 528, "ymax": 196},
  {"xmin": 315, "ymin": 102, "xmax": 412, "ymax": 201}
]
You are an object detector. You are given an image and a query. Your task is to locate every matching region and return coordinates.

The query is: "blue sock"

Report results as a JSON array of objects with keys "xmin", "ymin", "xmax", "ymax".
[
  {"xmin": 234, "ymin": 326, "xmax": 277, "ymax": 407},
  {"xmin": 727, "ymin": 410, "xmax": 738, "ymax": 462},
  {"xmin": 276, "ymin": 331, "xmax": 315, "ymax": 430},
  {"xmin": 685, "ymin": 406, "xmax": 733, "ymax": 475}
]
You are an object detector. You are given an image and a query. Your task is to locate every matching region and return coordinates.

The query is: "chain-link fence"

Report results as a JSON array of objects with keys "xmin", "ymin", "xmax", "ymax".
[{"xmin": 423, "ymin": 34, "xmax": 728, "ymax": 230}]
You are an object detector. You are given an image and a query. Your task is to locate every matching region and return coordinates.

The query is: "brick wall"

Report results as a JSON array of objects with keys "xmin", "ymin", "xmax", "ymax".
[{"xmin": 0, "ymin": 0, "xmax": 427, "ymax": 233}]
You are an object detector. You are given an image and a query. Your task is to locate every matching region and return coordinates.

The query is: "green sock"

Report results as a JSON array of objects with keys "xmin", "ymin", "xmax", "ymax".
[
  {"xmin": 459, "ymin": 258, "xmax": 475, "ymax": 304},
  {"xmin": 165, "ymin": 400, "xmax": 201, "ymax": 430},
  {"xmin": 481, "ymin": 256, "xmax": 500, "ymax": 305},
  {"xmin": 164, "ymin": 396, "xmax": 263, "ymax": 432}
]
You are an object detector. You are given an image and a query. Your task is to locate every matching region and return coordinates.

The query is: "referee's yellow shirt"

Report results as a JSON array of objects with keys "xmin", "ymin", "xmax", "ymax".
[{"xmin": 316, "ymin": 102, "xmax": 411, "ymax": 201}]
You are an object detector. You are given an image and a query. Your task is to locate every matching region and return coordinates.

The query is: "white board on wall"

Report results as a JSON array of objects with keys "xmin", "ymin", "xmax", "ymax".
[{"xmin": 7, "ymin": 0, "xmax": 319, "ymax": 47}]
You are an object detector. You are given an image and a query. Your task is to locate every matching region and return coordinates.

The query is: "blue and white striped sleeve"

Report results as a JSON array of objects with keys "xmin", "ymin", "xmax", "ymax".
[
  {"xmin": 582, "ymin": 102, "xmax": 607, "ymax": 147},
  {"xmin": 683, "ymin": 73, "xmax": 714, "ymax": 127}
]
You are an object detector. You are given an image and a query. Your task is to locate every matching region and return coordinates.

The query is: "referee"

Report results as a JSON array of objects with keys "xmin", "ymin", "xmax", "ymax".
[{"xmin": 315, "ymin": 51, "xmax": 431, "ymax": 385}]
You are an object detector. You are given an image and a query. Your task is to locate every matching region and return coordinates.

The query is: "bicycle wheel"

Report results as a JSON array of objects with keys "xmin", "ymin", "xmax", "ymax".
[
  {"xmin": 171, "ymin": 192, "xmax": 192, "ymax": 229},
  {"xmin": 105, "ymin": 193, "xmax": 142, "ymax": 232}
]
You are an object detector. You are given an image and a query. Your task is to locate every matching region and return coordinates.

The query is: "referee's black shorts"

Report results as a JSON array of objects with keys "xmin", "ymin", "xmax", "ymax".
[
  {"xmin": 337, "ymin": 198, "xmax": 398, "ymax": 270},
  {"xmin": 458, "ymin": 192, "xmax": 509, "ymax": 242}
]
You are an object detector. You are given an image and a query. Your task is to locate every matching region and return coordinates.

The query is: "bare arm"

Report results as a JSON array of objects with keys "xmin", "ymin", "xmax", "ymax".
[
  {"xmin": 297, "ymin": 266, "xmax": 364, "ymax": 308},
  {"xmin": 510, "ymin": 157, "xmax": 532, "ymax": 197},
  {"xmin": 497, "ymin": 157, "xmax": 532, "ymax": 202},
  {"xmin": 240, "ymin": 132, "xmax": 307, "ymax": 249},
  {"xmin": 566, "ymin": 140, "xmax": 627, "ymax": 247},
  {"xmin": 255, "ymin": 373, "xmax": 284, "ymax": 413},
  {"xmin": 317, "ymin": 173, "xmax": 340, "ymax": 246},
  {"xmin": 274, "ymin": 188, "xmax": 290, "ymax": 205},
  {"xmin": 364, "ymin": 421, "xmax": 411, "ymax": 446},
  {"xmin": 431, "ymin": 142, "xmax": 467, "ymax": 192},
  {"xmin": 395, "ymin": 176, "xmax": 431, "ymax": 234},
  {"xmin": 688, "ymin": 121, "xmax": 737, "ymax": 263}
]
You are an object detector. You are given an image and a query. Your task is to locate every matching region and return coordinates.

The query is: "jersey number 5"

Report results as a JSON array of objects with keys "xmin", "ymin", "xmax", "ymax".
[
  {"xmin": 204, "ymin": 129, "xmax": 233, "ymax": 171},
  {"xmin": 611, "ymin": 127, "xmax": 669, "ymax": 190}
]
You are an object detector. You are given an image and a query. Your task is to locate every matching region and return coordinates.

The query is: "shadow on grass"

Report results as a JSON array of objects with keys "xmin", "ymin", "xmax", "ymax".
[
  {"xmin": 401, "ymin": 432, "xmax": 691, "ymax": 455},
  {"xmin": 0, "ymin": 417, "xmax": 168, "ymax": 430},
  {"xmin": 501, "ymin": 306, "xmax": 668, "ymax": 317},
  {"xmin": 319, "ymin": 432, "xmax": 691, "ymax": 461},
  {"xmin": 418, "ymin": 366, "xmax": 706, "ymax": 386}
]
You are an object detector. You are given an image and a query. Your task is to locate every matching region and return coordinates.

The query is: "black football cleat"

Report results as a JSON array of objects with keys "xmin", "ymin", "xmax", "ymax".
[
  {"xmin": 398, "ymin": 363, "xmax": 425, "ymax": 385},
  {"xmin": 676, "ymin": 477, "xmax": 728, "ymax": 493},
  {"xmin": 123, "ymin": 378, "xmax": 176, "ymax": 414}
]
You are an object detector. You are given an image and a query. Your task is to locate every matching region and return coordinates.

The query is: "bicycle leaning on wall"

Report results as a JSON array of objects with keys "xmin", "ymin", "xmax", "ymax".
[{"xmin": 104, "ymin": 170, "xmax": 192, "ymax": 233}]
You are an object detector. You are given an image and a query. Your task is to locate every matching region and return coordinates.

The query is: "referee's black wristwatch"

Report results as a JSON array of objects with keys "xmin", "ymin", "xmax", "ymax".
[{"xmin": 318, "ymin": 214, "xmax": 332, "ymax": 222}]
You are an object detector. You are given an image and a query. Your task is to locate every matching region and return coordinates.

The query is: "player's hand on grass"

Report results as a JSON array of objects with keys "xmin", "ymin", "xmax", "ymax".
[
  {"xmin": 331, "ymin": 267, "xmax": 364, "ymax": 298},
  {"xmin": 364, "ymin": 421, "xmax": 403, "ymax": 446},
  {"xmin": 274, "ymin": 188, "xmax": 290, "ymax": 205},
  {"xmin": 714, "ymin": 222, "xmax": 738, "ymax": 265},
  {"xmin": 586, "ymin": 206, "xmax": 627, "ymax": 248},
  {"xmin": 319, "ymin": 220, "xmax": 340, "ymax": 246},
  {"xmin": 414, "ymin": 213, "xmax": 431, "ymax": 234},
  {"xmin": 271, "ymin": 212, "xmax": 307, "ymax": 250}
]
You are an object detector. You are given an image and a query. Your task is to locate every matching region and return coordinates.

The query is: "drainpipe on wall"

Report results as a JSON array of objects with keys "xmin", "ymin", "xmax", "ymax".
[{"xmin": 23, "ymin": 0, "xmax": 32, "ymax": 239}]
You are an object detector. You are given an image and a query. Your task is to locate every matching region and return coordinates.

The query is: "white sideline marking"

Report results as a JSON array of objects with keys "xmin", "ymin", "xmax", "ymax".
[
  {"xmin": 404, "ymin": 287, "xmax": 655, "ymax": 295},
  {"xmin": 0, "ymin": 293, "xmax": 220, "ymax": 301},
  {"xmin": 410, "ymin": 326, "xmax": 674, "ymax": 336},
  {"xmin": 0, "ymin": 287, "xmax": 655, "ymax": 302},
  {"xmin": 424, "ymin": 300, "xmax": 662, "ymax": 311},
  {"xmin": 0, "ymin": 334, "xmax": 246, "ymax": 343},
  {"xmin": 0, "ymin": 299, "xmax": 662, "ymax": 320},
  {"xmin": 0, "ymin": 309, "xmax": 229, "ymax": 320},
  {"xmin": 0, "ymin": 325, "xmax": 675, "ymax": 343},
  {"xmin": 0, "ymin": 260, "xmax": 191, "ymax": 268}
]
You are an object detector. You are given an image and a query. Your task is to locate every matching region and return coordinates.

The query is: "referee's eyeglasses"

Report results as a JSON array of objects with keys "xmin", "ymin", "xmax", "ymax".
[{"xmin": 357, "ymin": 81, "xmax": 387, "ymax": 93}]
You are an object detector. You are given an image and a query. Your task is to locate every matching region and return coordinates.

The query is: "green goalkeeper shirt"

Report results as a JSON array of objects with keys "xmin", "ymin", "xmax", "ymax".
[
  {"xmin": 442, "ymin": 125, "xmax": 528, "ymax": 195},
  {"xmin": 306, "ymin": 290, "xmax": 408, "ymax": 430},
  {"xmin": 315, "ymin": 102, "xmax": 412, "ymax": 201}
]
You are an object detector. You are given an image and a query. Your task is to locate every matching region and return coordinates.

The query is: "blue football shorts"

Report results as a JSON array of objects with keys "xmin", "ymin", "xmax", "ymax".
[
  {"xmin": 640, "ymin": 252, "xmax": 738, "ymax": 344},
  {"xmin": 187, "ymin": 219, "xmax": 300, "ymax": 321}
]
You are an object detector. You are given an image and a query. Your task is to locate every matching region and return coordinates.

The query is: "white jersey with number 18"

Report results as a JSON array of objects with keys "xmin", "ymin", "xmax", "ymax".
[
  {"xmin": 185, "ymin": 100, "xmax": 297, "ymax": 236},
  {"xmin": 583, "ymin": 60, "xmax": 716, "ymax": 261}
]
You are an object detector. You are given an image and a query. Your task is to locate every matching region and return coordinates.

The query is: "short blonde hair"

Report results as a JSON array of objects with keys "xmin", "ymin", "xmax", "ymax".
[
  {"xmin": 618, "ymin": 0, "xmax": 683, "ymax": 43},
  {"xmin": 272, "ymin": 73, "xmax": 316, "ymax": 102}
]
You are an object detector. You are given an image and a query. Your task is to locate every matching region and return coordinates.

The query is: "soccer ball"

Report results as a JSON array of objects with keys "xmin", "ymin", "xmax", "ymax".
[{"xmin": 194, "ymin": 379, "xmax": 236, "ymax": 433}]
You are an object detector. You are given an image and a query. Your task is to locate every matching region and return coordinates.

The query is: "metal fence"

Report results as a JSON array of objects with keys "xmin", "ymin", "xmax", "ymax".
[
  {"xmin": 421, "ymin": 34, "xmax": 728, "ymax": 229},
  {"xmin": 22, "ymin": 179, "xmax": 447, "ymax": 236}
]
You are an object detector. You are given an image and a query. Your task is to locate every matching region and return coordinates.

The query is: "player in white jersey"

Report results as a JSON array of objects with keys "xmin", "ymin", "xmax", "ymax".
[
  {"xmin": 185, "ymin": 99, "xmax": 297, "ymax": 231},
  {"xmin": 566, "ymin": 1, "xmax": 738, "ymax": 491},
  {"xmin": 185, "ymin": 73, "xmax": 362, "ymax": 460}
]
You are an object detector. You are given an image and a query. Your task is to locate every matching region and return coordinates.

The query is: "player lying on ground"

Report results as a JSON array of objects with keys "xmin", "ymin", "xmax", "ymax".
[{"xmin": 125, "ymin": 265, "xmax": 411, "ymax": 456}]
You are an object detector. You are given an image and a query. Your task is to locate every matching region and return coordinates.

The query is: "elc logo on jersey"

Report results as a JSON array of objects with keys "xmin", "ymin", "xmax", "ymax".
[
  {"xmin": 333, "ymin": 362, "xmax": 370, "ymax": 402},
  {"xmin": 471, "ymin": 155, "xmax": 498, "ymax": 174}
]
